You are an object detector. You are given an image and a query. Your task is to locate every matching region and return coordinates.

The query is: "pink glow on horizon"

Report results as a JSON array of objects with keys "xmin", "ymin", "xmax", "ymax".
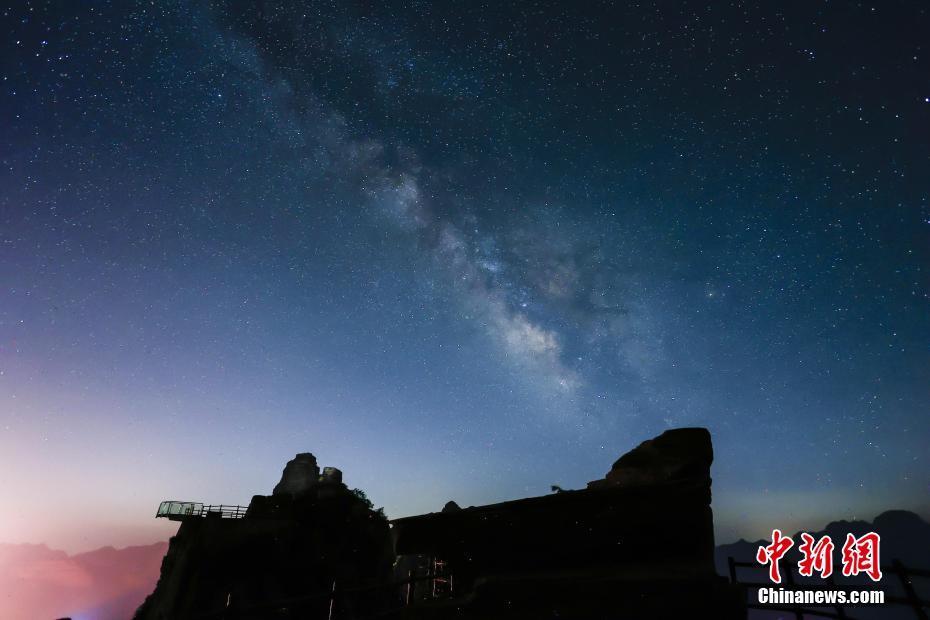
[{"xmin": 0, "ymin": 541, "xmax": 168, "ymax": 620}]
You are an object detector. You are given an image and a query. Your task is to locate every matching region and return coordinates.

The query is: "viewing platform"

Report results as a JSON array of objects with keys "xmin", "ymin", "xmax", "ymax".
[{"xmin": 156, "ymin": 500, "xmax": 246, "ymax": 521}]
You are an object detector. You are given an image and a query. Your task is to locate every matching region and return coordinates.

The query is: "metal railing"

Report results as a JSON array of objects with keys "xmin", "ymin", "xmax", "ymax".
[
  {"xmin": 156, "ymin": 500, "xmax": 247, "ymax": 520},
  {"xmin": 727, "ymin": 556, "xmax": 930, "ymax": 620}
]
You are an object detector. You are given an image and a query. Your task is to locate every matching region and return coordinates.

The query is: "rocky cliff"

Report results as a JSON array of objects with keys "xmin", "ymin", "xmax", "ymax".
[
  {"xmin": 391, "ymin": 427, "xmax": 743, "ymax": 619},
  {"xmin": 137, "ymin": 429, "xmax": 743, "ymax": 619},
  {"xmin": 134, "ymin": 455, "xmax": 393, "ymax": 620}
]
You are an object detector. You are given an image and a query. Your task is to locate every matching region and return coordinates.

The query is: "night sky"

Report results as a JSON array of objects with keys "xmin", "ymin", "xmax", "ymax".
[{"xmin": 1, "ymin": 1, "xmax": 928, "ymax": 553}]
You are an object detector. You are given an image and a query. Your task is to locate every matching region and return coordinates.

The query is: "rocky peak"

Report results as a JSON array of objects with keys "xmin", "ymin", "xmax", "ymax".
[
  {"xmin": 588, "ymin": 427, "xmax": 713, "ymax": 488},
  {"xmin": 272, "ymin": 452, "xmax": 321, "ymax": 496}
]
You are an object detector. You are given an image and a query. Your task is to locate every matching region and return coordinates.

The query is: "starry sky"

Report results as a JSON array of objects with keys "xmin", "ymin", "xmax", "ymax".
[{"xmin": 1, "ymin": 1, "xmax": 928, "ymax": 553}]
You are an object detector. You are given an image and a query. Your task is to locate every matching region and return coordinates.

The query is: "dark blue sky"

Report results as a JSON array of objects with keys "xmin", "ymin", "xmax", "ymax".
[{"xmin": 1, "ymin": 0, "xmax": 928, "ymax": 551}]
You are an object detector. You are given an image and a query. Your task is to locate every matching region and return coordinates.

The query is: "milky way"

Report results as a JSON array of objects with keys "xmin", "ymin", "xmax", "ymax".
[{"xmin": 1, "ymin": 1, "xmax": 928, "ymax": 551}]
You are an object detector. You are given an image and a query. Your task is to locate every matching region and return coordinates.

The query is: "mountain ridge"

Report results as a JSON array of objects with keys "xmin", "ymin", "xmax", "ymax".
[{"xmin": 0, "ymin": 540, "xmax": 168, "ymax": 620}]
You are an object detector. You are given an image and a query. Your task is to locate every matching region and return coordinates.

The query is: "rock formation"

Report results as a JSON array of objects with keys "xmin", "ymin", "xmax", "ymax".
[
  {"xmin": 392, "ymin": 427, "xmax": 743, "ymax": 619},
  {"xmin": 588, "ymin": 426, "xmax": 713, "ymax": 488},
  {"xmin": 134, "ymin": 455, "xmax": 393, "ymax": 620},
  {"xmin": 271, "ymin": 452, "xmax": 321, "ymax": 496},
  {"xmin": 138, "ymin": 429, "xmax": 745, "ymax": 619}
]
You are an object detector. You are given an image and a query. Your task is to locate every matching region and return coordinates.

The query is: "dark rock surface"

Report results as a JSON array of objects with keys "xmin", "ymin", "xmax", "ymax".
[
  {"xmin": 392, "ymin": 426, "xmax": 744, "ymax": 619},
  {"xmin": 440, "ymin": 501, "xmax": 460, "ymax": 513},
  {"xmin": 272, "ymin": 452, "xmax": 321, "ymax": 496},
  {"xmin": 135, "ymin": 455, "xmax": 393, "ymax": 620},
  {"xmin": 138, "ymin": 430, "xmax": 745, "ymax": 619},
  {"xmin": 588, "ymin": 426, "xmax": 713, "ymax": 489}
]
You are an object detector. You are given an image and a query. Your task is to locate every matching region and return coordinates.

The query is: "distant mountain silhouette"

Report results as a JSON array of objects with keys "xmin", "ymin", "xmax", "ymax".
[
  {"xmin": 715, "ymin": 510, "xmax": 930, "ymax": 620},
  {"xmin": 716, "ymin": 509, "xmax": 930, "ymax": 574},
  {"xmin": 0, "ymin": 541, "xmax": 167, "ymax": 620}
]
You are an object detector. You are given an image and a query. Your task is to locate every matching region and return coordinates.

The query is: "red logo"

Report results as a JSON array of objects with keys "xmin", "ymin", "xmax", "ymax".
[
  {"xmin": 841, "ymin": 532, "xmax": 882, "ymax": 582},
  {"xmin": 756, "ymin": 530, "xmax": 882, "ymax": 583},
  {"xmin": 798, "ymin": 533, "xmax": 834, "ymax": 578},
  {"xmin": 756, "ymin": 529, "xmax": 794, "ymax": 583}
]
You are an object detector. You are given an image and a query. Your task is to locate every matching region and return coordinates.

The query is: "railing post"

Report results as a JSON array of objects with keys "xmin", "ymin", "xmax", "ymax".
[
  {"xmin": 782, "ymin": 561, "xmax": 802, "ymax": 620},
  {"xmin": 728, "ymin": 556, "xmax": 738, "ymax": 583},
  {"xmin": 892, "ymin": 560, "xmax": 929, "ymax": 620},
  {"xmin": 824, "ymin": 573, "xmax": 847, "ymax": 619}
]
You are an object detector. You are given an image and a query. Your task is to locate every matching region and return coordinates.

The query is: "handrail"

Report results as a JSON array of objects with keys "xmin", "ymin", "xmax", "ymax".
[
  {"xmin": 156, "ymin": 500, "xmax": 247, "ymax": 520},
  {"xmin": 728, "ymin": 556, "xmax": 930, "ymax": 620}
]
